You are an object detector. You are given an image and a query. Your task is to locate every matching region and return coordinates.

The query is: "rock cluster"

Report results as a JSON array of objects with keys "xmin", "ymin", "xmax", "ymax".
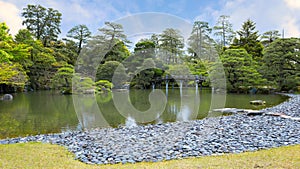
[{"xmin": 1, "ymin": 94, "xmax": 299, "ymax": 165}]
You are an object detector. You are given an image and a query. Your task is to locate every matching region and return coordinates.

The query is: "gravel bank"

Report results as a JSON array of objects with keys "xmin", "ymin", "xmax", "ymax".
[{"xmin": 1, "ymin": 94, "xmax": 299, "ymax": 165}]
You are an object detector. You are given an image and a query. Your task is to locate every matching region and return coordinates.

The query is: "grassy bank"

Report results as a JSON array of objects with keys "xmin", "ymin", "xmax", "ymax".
[{"xmin": 0, "ymin": 143, "xmax": 299, "ymax": 169}]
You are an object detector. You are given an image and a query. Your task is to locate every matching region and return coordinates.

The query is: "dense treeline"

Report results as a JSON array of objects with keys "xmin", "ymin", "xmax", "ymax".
[{"xmin": 0, "ymin": 4, "xmax": 299, "ymax": 94}]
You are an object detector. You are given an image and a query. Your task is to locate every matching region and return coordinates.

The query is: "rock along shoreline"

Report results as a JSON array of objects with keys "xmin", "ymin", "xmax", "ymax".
[{"xmin": 1, "ymin": 94, "xmax": 300, "ymax": 165}]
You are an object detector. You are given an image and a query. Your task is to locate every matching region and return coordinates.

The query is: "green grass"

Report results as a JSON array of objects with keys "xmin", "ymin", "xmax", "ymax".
[{"xmin": 0, "ymin": 143, "xmax": 299, "ymax": 169}]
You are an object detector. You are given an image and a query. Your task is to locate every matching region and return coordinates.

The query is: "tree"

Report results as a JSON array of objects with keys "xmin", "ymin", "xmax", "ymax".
[
  {"xmin": 221, "ymin": 48, "xmax": 266, "ymax": 92},
  {"xmin": 48, "ymin": 40, "xmax": 78, "ymax": 65},
  {"xmin": 134, "ymin": 39, "xmax": 156, "ymax": 59},
  {"xmin": 124, "ymin": 39, "xmax": 160, "ymax": 78},
  {"xmin": 0, "ymin": 22, "xmax": 13, "ymax": 41},
  {"xmin": 14, "ymin": 28, "xmax": 57, "ymax": 90},
  {"xmin": 66, "ymin": 24, "xmax": 91, "ymax": 54},
  {"xmin": 0, "ymin": 63, "xmax": 28, "ymax": 93},
  {"xmin": 96, "ymin": 61, "xmax": 127, "ymax": 88},
  {"xmin": 51, "ymin": 64, "xmax": 74, "ymax": 94},
  {"xmin": 22, "ymin": 4, "xmax": 62, "ymax": 46},
  {"xmin": 102, "ymin": 40, "xmax": 130, "ymax": 63},
  {"xmin": 76, "ymin": 22, "xmax": 129, "ymax": 77},
  {"xmin": 236, "ymin": 19, "xmax": 259, "ymax": 44},
  {"xmin": 168, "ymin": 64, "xmax": 190, "ymax": 76},
  {"xmin": 0, "ymin": 23, "xmax": 30, "ymax": 93},
  {"xmin": 0, "ymin": 24, "xmax": 30, "ymax": 65},
  {"xmin": 159, "ymin": 28, "xmax": 184, "ymax": 64},
  {"xmin": 213, "ymin": 15, "xmax": 235, "ymax": 48},
  {"xmin": 132, "ymin": 58, "xmax": 157, "ymax": 89},
  {"xmin": 260, "ymin": 30, "xmax": 281, "ymax": 47},
  {"xmin": 98, "ymin": 22, "xmax": 129, "ymax": 50},
  {"xmin": 96, "ymin": 61, "xmax": 122, "ymax": 82},
  {"xmin": 188, "ymin": 21, "xmax": 212, "ymax": 58},
  {"xmin": 262, "ymin": 38, "xmax": 300, "ymax": 91},
  {"xmin": 232, "ymin": 19, "xmax": 263, "ymax": 60}
]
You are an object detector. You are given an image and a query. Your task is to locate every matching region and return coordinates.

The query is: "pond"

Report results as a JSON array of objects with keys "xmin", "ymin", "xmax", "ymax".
[{"xmin": 0, "ymin": 89, "xmax": 288, "ymax": 139}]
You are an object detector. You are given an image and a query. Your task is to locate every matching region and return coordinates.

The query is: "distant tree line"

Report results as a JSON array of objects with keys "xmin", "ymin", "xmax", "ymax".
[{"xmin": 0, "ymin": 4, "xmax": 299, "ymax": 94}]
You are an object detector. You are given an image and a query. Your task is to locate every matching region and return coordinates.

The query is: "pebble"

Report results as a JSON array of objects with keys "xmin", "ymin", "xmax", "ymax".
[{"xmin": 0, "ymin": 94, "xmax": 299, "ymax": 165}]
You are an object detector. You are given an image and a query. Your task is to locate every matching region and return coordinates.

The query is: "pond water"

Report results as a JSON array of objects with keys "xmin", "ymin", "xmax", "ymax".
[{"xmin": 0, "ymin": 89, "xmax": 288, "ymax": 139}]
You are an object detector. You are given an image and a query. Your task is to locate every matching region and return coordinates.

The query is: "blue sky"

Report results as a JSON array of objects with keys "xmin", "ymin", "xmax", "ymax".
[{"xmin": 1, "ymin": 0, "xmax": 300, "ymax": 39}]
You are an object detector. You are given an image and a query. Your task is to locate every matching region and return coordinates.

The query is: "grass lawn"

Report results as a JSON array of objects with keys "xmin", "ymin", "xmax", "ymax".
[{"xmin": 0, "ymin": 143, "xmax": 299, "ymax": 169}]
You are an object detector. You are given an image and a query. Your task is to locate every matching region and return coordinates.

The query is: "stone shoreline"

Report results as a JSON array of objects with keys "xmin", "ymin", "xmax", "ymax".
[{"xmin": 1, "ymin": 94, "xmax": 300, "ymax": 165}]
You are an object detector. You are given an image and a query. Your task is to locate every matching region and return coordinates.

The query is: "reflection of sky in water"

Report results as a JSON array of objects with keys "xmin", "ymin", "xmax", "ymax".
[{"xmin": 176, "ymin": 105, "xmax": 191, "ymax": 122}]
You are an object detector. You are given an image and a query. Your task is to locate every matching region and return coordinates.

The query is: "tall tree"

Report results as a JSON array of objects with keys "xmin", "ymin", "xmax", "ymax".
[
  {"xmin": 132, "ymin": 58, "xmax": 157, "ymax": 89},
  {"xmin": 14, "ymin": 28, "xmax": 57, "ymax": 90},
  {"xmin": 0, "ymin": 23, "xmax": 30, "ymax": 92},
  {"xmin": 159, "ymin": 28, "xmax": 184, "ymax": 64},
  {"xmin": 134, "ymin": 39, "xmax": 155, "ymax": 59},
  {"xmin": 263, "ymin": 38, "xmax": 300, "ymax": 91},
  {"xmin": 232, "ymin": 19, "xmax": 263, "ymax": 60},
  {"xmin": 213, "ymin": 15, "xmax": 235, "ymax": 47},
  {"xmin": 260, "ymin": 30, "xmax": 281, "ymax": 47},
  {"xmin": 125, "ymin": 39, "xmax": 157, "ymax": 76},
  {"xmin": 221, "ymin": 48, "xmax": 266, "ymax": 92},
  {"xmin": 236, "ymin": 19, "xmax": 259, "ymax": 45},
  {"xmin": 76, "ymin": 22, "xmax": 128, "ymax": 77},
  {"xmin": 22, "ymin": 4, "xmax": 62, "ymax": 46},
  {"xmin": 98, "ymin": 22, "xmax": 129, "ymax": 50},
  {"xmin": 66, "ymin": 24, "xmax": 91, "ymax": 54},
  {"xmin": 188, "ymin": 21, "xmax": 212, "ymax": 59}
]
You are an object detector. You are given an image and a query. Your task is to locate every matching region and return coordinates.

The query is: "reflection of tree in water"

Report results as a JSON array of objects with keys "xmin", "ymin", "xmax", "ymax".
[
  {"xmin": 96, "ymin": 92, "xmax": 112, "ymax": 104},
  {"xmin": 0, "ymin": 113, "xmax": 20, "ymax": 139},
  {"xmin": 96, "ymin": 92, "xmax": 125, "ymax": 128}
]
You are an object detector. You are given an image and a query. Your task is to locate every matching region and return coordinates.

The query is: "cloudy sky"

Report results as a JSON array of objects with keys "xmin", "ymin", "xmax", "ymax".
[{"xmin": 0, "ymin": 0, "xmax": 300, "ymax": 39}]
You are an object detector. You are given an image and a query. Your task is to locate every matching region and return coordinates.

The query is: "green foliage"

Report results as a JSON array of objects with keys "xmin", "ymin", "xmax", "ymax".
[
  {"xmin": 232, "ymin": 19, "xmax": 263, "ymax": 60},
  {"xmin": 22, "ymin": 4, "xmax": 62, "ymax": 46},
  {"xmin": 159, "ymin": 28, "xmax": 184, "ymax": 64},
  {"xmin": 261, "ymin": 30, "xmax": 281, "ymax": 47},
  {"xmin": 96, "ymin": 61, "xmax": 123, "ymax": 82},
  {"xmin": 213, "ymin": 15, "xmax": 235, "ymax": 47},
  {"xmin": 51, "ymin": 64, "xmax": 74, "ymax": 94},
  {"xmin": 0, "ymin": 23, "xmax": 13, "ymax": 42},
  {"xmin": 0, "ymin": 24, "xmax": 31, "ymax": 67},
  {"xmin": 0, "ymin": 63, "xmax": 28, "ymax": 92},
  {"xmin": 134, "ymin": 39, "xmax": 156, "ymax": 58},
  {"xmin": 97, "ymin": 22, "xmax": 129, "ymax": 50},
  {"xmin": 103, "ymin": 41, "xmax": 130, "ymax": 63},
  {"xmin": 262, "ymin": 38, "xmax": 300, "ymax": 91},
  {"xmin": 72, "ymin": 74, "xmax": 94, "ymax": 94},
  {"xmin": 66, "ymin": 24, "xmax": 91, "ymax": 54},
  {"xmin": 49, "ymin": 40, "xmax": 78, "ymax": 65},
  {"xmin": 187, "ymin": 59, "xmax": 209, "ymax": 76},
  {"xmin": 95, "ymin": 80, "xmax": 113, "ymax": 93},
  {"xmin": 221, "ymin": 48, "xmax": 266, "ymax": 92},
  {"xmin": 168, "ymin": 64, "xmax": 190, "ymax": 76},
  {"xmin": 131, "ymin": 58, "xmax": 157, "ymax": 89},
  {"xmin": 0, "ymin": 23, "xmax": 30, "ymax": 92},
  {"xmin": 188, "ymin": 21, "xmax": 217, "ymax": 61}
]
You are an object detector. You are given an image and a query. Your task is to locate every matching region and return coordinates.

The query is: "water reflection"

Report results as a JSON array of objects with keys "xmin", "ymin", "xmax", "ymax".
[
  {"xmin": 176, "ymin": 105, "xmax": 191, "ymax": 121},
  {"xmin": 0, "ymin": 89, "xmax": 289, "ymax": 139}
]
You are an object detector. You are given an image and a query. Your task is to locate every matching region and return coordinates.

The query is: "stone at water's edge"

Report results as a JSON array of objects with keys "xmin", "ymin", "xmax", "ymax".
[
  {"xmin": 1, "ymin": 94, "xmax": 13, "ymax": 101},
  {"xmin": 250, "ymin": 100, "xmax": 266, "ymax": 105},
  {"xmin": 212, "ymin": 108, "xmax": 264, "ymax": 115}
]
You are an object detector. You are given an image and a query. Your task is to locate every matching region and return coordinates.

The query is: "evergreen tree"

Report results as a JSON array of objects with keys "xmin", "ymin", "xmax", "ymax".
[
  {"xmin": 66, "ymin": 24, "xmax": 91, "ymax": 54},
  {"xmin": 22, "ymin": 4, "xmax": 62, "ymax": 46}
]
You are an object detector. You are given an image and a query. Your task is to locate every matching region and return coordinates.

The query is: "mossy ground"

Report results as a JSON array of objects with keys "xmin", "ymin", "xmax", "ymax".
[{"xmin": 0, "ymin": 143, "xmax": 299, "ymax": 169}]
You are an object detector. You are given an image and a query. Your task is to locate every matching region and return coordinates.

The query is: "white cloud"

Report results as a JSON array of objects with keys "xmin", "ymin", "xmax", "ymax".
[
  {"xmin": 284, "ymin": 0, "xmax": 300, "ymax": 9},
  {"xmin": 0, "ymin": 1, "xmax": 24, "ymax": 35},
  {"xmin": 195, "ymin": 0, "xmax": 300, "ymax": 38}
]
